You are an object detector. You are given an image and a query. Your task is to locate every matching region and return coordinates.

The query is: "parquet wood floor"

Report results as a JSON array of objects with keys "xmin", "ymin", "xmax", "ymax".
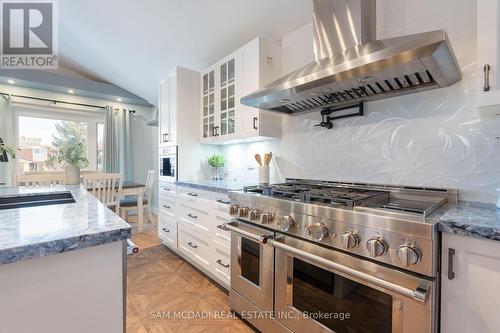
[{"xmin": 126, "ymin": 217, "xmax": 256, "ymax": 333}]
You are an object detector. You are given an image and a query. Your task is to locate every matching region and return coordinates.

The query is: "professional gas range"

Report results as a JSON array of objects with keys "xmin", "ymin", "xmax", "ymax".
[{"xmin": 225, "ymin": 179, "xmax": 457, "ymax": 333}]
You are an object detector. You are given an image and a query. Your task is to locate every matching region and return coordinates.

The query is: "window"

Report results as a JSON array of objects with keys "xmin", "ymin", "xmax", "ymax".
[
  {"xmin": 97, "ymin": 123, "xmax": 104, "ymax": 171},
  {"xmin": 16, "ymin": 111, "xmax": 104, "ymax": 172}
]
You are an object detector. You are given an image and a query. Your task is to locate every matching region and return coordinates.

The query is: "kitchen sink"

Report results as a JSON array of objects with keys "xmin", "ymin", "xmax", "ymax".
[{"xmin": 0, "ymin": 192, "xmax": 75, "ymax": 210}]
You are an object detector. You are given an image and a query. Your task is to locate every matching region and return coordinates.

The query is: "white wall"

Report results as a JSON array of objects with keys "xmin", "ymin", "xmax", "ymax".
[{"xmin": 222, "ymin": 0, "xmax": 500, "ymax": 203}]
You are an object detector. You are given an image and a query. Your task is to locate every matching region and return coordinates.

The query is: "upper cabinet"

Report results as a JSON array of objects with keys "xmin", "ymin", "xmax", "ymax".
[
  {"xmin": 200, "ymin": 37, "xmax": 283, "ymax": 144},
  {"xmin": 477, "ymin": 0, "xmax": 500, "ymax": 112},
  {"xmin": 159, "ymin": 67, "xmax": 200, "ymax": 147}
]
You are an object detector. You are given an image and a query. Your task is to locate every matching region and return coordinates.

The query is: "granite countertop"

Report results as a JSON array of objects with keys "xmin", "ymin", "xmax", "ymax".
[
  {"xmin": 438, "ymin": 201, "xmax": 500, "ymax": 241},
  {"xmin": 175, "ymin": 179, "xmax": 258, "ymax": 193},
  {"xmin": 0, "ymin": 185, "xmax": 131, "ymax": 265}
]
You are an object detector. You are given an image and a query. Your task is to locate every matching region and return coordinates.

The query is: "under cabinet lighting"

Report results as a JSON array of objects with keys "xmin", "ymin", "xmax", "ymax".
[
  {"xmin": 116, "ymin": 98, "xmax": 122, "ymax": 102},
  {"xmin": 7, "ymin": 79, "xmax": 15, "ymax": 84},
  {"xmin": 68, "ymin": 89, "xmax": 74, "ymax": 94}
]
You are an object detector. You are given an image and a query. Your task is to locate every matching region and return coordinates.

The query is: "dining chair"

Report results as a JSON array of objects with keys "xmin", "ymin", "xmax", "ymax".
[
  {"xmin": 120, "ymin": 170, "xmax": 155, "ymax": 223},
  {"xmin": 14, "ymin": 173, "xmax": 66, "ymax": 188},
  {"xmin": 84, "ymin": 173, "xmax": 123, "ymax": 213}
]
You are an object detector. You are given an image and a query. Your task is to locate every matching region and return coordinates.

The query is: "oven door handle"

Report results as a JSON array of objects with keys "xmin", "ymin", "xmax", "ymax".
[
  {"xmin": 268, "ymin": 238, "xmax": 431, "ymax": 304},
  {"xmin": 224, "ymin": 222, "xmax": 271, "ymax": 244}
]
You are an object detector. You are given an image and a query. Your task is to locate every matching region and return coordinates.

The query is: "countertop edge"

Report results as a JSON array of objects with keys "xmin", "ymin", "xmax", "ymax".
[{"xmin": 0, "ymin": 227, "xmax": 131, "ymax": 265}]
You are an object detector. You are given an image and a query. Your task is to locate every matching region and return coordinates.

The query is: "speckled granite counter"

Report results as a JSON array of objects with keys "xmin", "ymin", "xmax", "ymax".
[
  {"xmin": 175, "ymin": 180, "xmax": 258, "ymax": 193},
  {"xmin": 438, "ymin": 201, "xmax": 500, "ymax": 241},
  {"xmin": 0, "ymin": 185, "xmax": 131, "ymax": 265}
]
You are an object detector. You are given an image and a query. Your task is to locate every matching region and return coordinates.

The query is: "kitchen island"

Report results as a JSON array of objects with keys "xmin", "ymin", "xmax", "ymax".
[{"xmin": 0, "ymin": 185, "xmax": 131, "ymax": 333}]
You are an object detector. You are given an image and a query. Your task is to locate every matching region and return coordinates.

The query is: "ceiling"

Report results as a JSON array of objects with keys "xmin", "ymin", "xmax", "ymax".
[{"xmin": 57, "ymin": 0, "xmax": 313, "ymax": 106}]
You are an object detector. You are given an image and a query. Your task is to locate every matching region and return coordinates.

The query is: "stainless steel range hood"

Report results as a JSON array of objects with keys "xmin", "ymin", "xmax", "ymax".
[{"xmin": 241, "ymin": 0, "xmax": 462, "ymax": 115}]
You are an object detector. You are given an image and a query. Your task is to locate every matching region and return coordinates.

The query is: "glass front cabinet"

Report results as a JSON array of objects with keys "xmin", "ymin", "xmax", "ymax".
[{"xmin": 200, "ymin": 37, "xmax": 283, "ymax": 144}]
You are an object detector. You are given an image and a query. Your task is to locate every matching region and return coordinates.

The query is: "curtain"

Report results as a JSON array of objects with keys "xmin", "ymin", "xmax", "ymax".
[
  {"xmin": 0, "ymin": 95, "xmax": 13, "ymax": 187},
  {"xmin": 103, "ymin": 106, "xmax": 132, "ymax": 180}
]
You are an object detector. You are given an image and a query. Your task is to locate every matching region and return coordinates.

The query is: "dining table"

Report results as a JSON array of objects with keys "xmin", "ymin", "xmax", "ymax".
[{"xmin": 87, "ymin": 181, "xmax": 147, "ymax": 233}]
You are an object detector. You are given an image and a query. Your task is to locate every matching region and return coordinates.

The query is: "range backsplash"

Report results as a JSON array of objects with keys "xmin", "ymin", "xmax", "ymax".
[{"xmin": 222, "ymin": 0, "xmax": 500, "ymax": 203}]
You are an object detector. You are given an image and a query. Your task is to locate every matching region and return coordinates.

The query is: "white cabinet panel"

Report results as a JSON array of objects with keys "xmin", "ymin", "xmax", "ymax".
[
  {"xmin": 477, "ymin": 0, "xmax": 500, "ymax": 112},
  {"xmin": 441, "ymin": 233, "xmax": 500, "ymax": 333},
  {"xmin": 178, "ymin": 224, "xmax": 212, "ymax": 270}
]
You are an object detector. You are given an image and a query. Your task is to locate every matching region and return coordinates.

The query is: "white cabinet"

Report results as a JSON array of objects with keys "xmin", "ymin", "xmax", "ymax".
[
  {"xmin": 477, "ymin": 0, "xmax": 500, "ymax": 112},
  {"xmin": 157, "ymin": 183, "xmax": 232, "ymax": 289},
  {"xmin": 200, "ymin": 37, "xmax": 282, "ymax": 144},
  {"xmin": 159, "ymin": 67, "xmax": 199, "ymax": 146},
  {"xmin": 441, "ymin": 233, "xmax": 500, "ymax": 333}
]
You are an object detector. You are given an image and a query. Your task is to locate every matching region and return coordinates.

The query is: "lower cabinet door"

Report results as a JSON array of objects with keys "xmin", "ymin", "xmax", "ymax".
[
  {"xmin": 213, "ymin": 243, "xmax": 230, "ymax": 287},
  {"xmin": 178, "ymin": 225, "xmax": 212, "ymax": 271},
  {"xmin": 158, "ymin": 217, "xmax": 177, "ymax": 249}
]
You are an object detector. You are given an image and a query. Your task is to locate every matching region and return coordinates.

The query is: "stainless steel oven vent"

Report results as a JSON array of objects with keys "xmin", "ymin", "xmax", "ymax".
[{"xmin": 241, "ymin": 0, "xmax": 461, "ymax": 115}]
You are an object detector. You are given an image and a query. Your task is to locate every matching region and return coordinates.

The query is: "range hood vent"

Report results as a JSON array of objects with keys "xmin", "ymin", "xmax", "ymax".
[{"xmin": 241, "ymin": 0, "xmax": 461, "ymax": 115}]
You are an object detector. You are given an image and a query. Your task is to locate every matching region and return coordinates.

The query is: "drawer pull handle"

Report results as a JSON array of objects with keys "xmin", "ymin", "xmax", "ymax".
[
  {"xmin": 448, "ymin": 248, "xmax": 456, "ymax": 280},
  {"xmin": 216, "ymin": 199, "xmax": 230, "ymax": 205},
  {"xmin": 187, "ymin": 193, "xmax": 198, "ymax": 197},
  {"xmin": 163, "ymin": 205, "xmax": 171, "ymax": 209},
  {"xmin": 162, "ymin": 228, "xmax": 170, "ymax": 233},
  {"xmin": 187, "ymin": 213, "xmax": 198, "ymax": 219},
  {"xmin": 162, "ymin": 188, "xmax": 171, "ymax": 191},
  {"xmin": 217, "ymin": 224, "xmax": 229, "ymax": 231},
  {"xmin": 484, "ymin": 64, "xmax": 491, "ymax": 92},
  {"xmin": 187, "ymin": 242, "xmax": 198, "ymax": 249},
  {"xmin": 216, "ymin": 259, "xmax": 230, "ymax": 268}
]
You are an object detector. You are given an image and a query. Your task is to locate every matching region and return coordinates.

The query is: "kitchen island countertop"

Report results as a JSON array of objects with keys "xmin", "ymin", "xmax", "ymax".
[{"xmin": 0, "ymin": 185, "xmax": 131, "ymax": 265}]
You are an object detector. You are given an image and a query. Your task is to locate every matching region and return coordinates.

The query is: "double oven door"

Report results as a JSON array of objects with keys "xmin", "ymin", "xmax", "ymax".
[{"xmin": 272, "ymin": 235, "xmax": 436, "ymax": 333}]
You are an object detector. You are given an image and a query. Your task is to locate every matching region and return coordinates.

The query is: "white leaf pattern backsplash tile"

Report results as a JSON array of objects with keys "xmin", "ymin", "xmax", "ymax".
[{"xmin": 221, "ymin": 0, "xmax": 500, "ymax": 203}]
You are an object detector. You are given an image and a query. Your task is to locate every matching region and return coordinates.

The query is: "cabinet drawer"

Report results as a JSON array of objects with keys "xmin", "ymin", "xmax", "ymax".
[
  {"xmin": 213, "ymin": 243, "xmax": 230, "ymax": 287},
  {"xmin": 159, "ymin": 195, "xmax": 176, "ymax": 220},
  {"xmin": 178, "ymin": 225, "xmax": 211, "ymax": 270},
  {"xmin": 178, "ymin": 202, "xmax": 211, "ymax": 233},
  {"xmin": 158, "ymin": 217, "xmax": 177, "ymax": 249},
  {"xmin": 213, "ymin": 210, "xmax": 231, "ymax": 249},
  {"xmin": 159, "ymin": 183, "xmax": 177, "ymax": 198},
  {"xmin": 213, "ymin": 194, "xmax": 231, "ymax": 212},
  {"xmin": 178, "ymin": 187, "xmax": 212, "ymax": 205}
]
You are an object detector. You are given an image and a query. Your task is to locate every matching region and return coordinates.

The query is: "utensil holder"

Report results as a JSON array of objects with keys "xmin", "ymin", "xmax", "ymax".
[{"xmin": 258, "ymin": 166, "xmax": 270, "ymax": 185}]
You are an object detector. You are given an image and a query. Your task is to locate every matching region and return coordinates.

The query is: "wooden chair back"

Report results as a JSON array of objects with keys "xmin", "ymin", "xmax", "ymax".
[
  {"xmin": 144, "ymin": 170, "xmax": 155, "ymax": 205},
  {"xmin": 83, "ymin": 173, "xmax": 123, "ymax": 210},
  {"xmin": 14, "ymin": 173, "xmax": 66, "ymax": 188}
]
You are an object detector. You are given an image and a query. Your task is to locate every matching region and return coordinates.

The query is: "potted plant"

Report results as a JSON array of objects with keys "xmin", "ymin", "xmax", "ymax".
[
  {"xmin": 0, "ymin": 138, "xmax": 16, "ymax": 162},
  {"xmin": 55, "ymin": 141, "xmax": 89, "ymax": 185},
  {"xmin": 208, "ymin": 153, "xmax": 225, "ymax": 181}
]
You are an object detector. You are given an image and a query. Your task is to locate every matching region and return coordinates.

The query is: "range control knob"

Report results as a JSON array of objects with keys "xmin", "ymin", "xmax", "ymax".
[
  {"xmin": 366, "ymin": 237, "xmax": 388, "ymax": 257},
  {"xmin": 307, "ymin": 223, "xmax": 329, "ymax": 241},
  {"xmin": 341, "ymin": 232, "xmax": 360, "ymax": 249},
  {"xmin": 238, "ymin": 207, "xmax": 250, "ymax": 218},
  {"xmin": 250, "ymin": 209, "xmax": 262, "ymax": 221},
  {"xmin": 229, "ymin": 204, "xmax": 240, "ymax": 216},
  {"xmin": 277, "ymin": 215, "xmax": 295, "ymax": 232},
  {"xmin": 397, "ymin": 244, "xmax": 422, "ymax": 267},
  {"xmin": 260, "ymin": 212, "xmax": 274, "ymax": 224}
]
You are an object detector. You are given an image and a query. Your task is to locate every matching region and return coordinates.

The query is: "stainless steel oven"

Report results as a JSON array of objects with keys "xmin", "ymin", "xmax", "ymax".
[
  {"xmin": 270, "ymin": 236, "xmax": 436, "ymax": 333},
  {"xmin": 159, "ymin": 146, "xmax": 177, "ymax": 182},
  {"xmin": 226, "ymin": 221, "xmax": 274, "ymax": 311}
]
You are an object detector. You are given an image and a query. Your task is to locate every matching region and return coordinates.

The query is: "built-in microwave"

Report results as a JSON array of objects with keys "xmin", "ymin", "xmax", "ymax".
[{"xmin": 159, "ymin": 146, "xmax": 177, "ymax": 182}]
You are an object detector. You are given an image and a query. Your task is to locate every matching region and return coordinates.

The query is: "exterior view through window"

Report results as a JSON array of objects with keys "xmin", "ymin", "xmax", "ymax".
[{"xmin": 17, "ymin": 116, "xmax": 88, "ymax": 173}]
